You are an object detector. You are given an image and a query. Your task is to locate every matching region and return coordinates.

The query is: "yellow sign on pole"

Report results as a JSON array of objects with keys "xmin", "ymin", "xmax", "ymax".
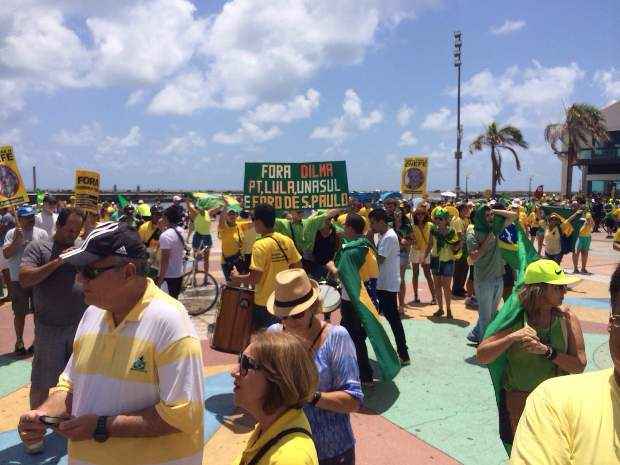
[
  {"xmin": 74, "ymin": 169, "xmax": 100, "ymax": 214},
  {"xmin": 0, "ymin": 146, "xmax": 29, "ymax": 208},
  {"xmin": 401, "ymin": 156, "xmax": 428, "ymax": 195}
]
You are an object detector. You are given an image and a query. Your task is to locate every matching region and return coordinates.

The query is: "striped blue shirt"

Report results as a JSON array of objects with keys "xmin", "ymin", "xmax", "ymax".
[{"xmin": 270, "ymin": 324, "xmax": 364, "ymax": 460}]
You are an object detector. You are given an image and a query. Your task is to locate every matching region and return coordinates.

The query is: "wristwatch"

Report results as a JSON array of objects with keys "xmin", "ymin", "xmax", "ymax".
[
  {"xmin": 93, "ymin": 416, "xmax": 109, "ymax": 443},
  {"xmin": 545, "ymin": 346, "xmax": 558, "ymax": 361},
  {"xmin": 310, "ymin": 391, "xmax": 322, "ymax": 406}
]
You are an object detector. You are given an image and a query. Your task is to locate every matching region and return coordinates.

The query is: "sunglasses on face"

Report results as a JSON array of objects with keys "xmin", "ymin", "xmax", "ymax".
[
  {"xmin": 281, "ymin": 310, "xmax": 306, "ymax": 321},
  {"xmin": 77, "ymin": 264, "xmax": 120, "ymax": 281},
  {"xmin": 238, "ymin": 353, "xmax": 261, "ymax": 376}
]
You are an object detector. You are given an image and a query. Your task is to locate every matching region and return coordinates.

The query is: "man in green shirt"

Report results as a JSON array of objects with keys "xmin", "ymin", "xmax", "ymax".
[
  {"xmin": 466, "ymin": 204, "xmax": 517, "ymax": 344},
  {"xmin": 274, "ymin": 209, "xmax": 342, "ymax": 260}
]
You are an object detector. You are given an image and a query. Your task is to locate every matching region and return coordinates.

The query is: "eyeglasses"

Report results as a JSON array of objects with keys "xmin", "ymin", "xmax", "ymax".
[
  {"xmin": 238, "ymin": 353, "xmax": 261, "ymax": 376},
  {"xmin": 609, "ymin": 315, "xmax": 620, "ymax": 329},
  {"xmin": 281, "ymin": 311, "xmax": 306, "ymax": 321},
  {"xmin": 77, "ymin": 264, "xmax": 120, "ymax": 281}
]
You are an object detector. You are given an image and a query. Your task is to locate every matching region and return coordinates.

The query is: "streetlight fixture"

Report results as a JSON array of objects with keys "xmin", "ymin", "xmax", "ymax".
[{"xmin": 453, "ymin": 31, "xmax": 463, "ymax": 198}]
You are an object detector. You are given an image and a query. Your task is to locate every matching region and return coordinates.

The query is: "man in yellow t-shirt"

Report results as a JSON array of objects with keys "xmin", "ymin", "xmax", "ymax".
[
  {"xmin": 511, "ymin": 265, "xmax": 620, "ymax": 465},
  {"xmin": 231, "ymin": 204, "xmax": 302, "ymax": 330}
]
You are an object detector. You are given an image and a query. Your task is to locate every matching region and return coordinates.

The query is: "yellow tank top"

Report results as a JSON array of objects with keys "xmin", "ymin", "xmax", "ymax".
[{"xmin": 194, "ymin": 212, "xmax": 212, "ymax": 235}]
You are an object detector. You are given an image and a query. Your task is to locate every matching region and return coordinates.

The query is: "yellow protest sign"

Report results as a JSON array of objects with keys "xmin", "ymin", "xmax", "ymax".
[
  {"xmin": 401, "ymin": 156, "xmax": 428, "ymax": 195},
  {"xmin": 484, "ymin": 189, "xmax": 492, "ymax": 199},
  {"xmin": 0, "ymin": 146, "xmax": 29, "ymax": 208},
  {"xmin": 74, "ymin": 170, "xmax": 100, "ymax": 213}
]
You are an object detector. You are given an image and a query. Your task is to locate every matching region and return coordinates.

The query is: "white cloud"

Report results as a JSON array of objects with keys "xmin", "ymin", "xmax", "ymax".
[
  {"xmin": 126, "ymin": 89, "xmax": 146, "ymax": 107},
  {"xmin": 213, "ymin": 122, "xmax": 281, "ymax": 145},
  {"xmin": 147, "ymin": 72, "xmax": 214, "ymax": 115},
  {"xmin": 396, "ymin": 104, "xmax": 414, "ymax": 126},
  {"xmin": 98, "ymin": 126, "xmax": 141, "ymax": 154},
  {"xmin": 490, "ymin": 19, "xmax": 526, "ymax": 35},
  {"xmin": 53, "ymin": 122, "xmax": 102, "ymax": 146},
  {"xmin": 0, "ymin": 79, "xmax": 27, "ymax": 121},
  {"xmin": 398, "ymin": 130, "xmax": 418, "ymax": 146},
  {"xmin": 160, "ymin": 131, "xmax": 207, "ymax": 154},
  {"xmin": 594, "ymin": 68, "xmax": 620, "ymax": 103},
  {"xmin": 245, "ymin": 89, "xmax": 320, "ymax": 124},
  {"xmin": 311, "ymin": 89, "xmax": 383, "ymax": 141},
  {"xmin": 461, "ymin": 102, "xmax": 501, "ymax": 127},
  {"xmin": 421, "ymin": 107, "xmax": 451, "ymax": 130},
  {"xmin": 150, "ymin": 0, "xmax": 438, "ymax": 113},
  {"xmin": 86, "ymin": 0, "xmax": 207, "ymax": 85}
]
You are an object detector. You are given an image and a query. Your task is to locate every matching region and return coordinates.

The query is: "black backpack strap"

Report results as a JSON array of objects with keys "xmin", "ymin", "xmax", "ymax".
[
  {"xmin": 246, "ymin": 427, "xmax": 312, "ymax": 465},
  {"xmin": 268, "ymin": 236, "xmax": 289, "ymax": 263}
]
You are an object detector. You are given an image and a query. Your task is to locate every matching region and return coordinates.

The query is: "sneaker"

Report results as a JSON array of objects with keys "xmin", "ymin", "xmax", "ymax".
[
  {"xmin": 464, "ymin": 297, "xmax": 478, "ymax": 309},
  {"xmin": 400, "ymin": 357, "xmax": 411, "ymax": 367},
  {"xmin": 466, "ymin": 334, "xmax": 480, "ymax": 345},
  {"xmin": 14, "ymin": 340, "xmax": 26, "ymax": 355}
]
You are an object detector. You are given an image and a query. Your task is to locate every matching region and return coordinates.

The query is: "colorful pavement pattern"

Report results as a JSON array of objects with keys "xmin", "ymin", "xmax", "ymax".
[{"xmin": 0, "ymin": 231, "xmax": 616, "ymax": 465}]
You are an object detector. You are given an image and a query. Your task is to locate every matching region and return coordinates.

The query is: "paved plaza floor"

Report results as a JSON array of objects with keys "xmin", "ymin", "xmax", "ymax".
[{"xmin": 0, "ymin": 231, "xmax": 616, "ymax": 464}]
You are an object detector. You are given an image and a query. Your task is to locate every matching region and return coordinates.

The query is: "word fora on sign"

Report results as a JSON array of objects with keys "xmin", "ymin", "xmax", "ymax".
[
  {"xmin": 260, "ymin": 163, "xmax": 334, "ymax": 179},
  {"xmin": 76, "ymin": 176, "xmax": 99, "ymax": 188}
]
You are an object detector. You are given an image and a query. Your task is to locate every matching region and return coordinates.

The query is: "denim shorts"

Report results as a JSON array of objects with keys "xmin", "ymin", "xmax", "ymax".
[
  {"xmin": 192, "ymin": 232, "xmax": 212, "ymax": 250},
  {"xmin": 431, "ymin": 257, "xmax": 454, "ymax": 277}
]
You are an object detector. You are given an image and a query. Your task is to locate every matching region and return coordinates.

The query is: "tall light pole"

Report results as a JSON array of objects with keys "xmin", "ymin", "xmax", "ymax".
[
  {"xmin": 529, "ymin": 175, "xmax": 534, "ymax": 201},
  {"xmin": 465, "ymin": 172, "xmax": 470, "ymax": 200},
  {"xmin": 453, "ymin": 31, "xmax": 463, "ymax": 198}
]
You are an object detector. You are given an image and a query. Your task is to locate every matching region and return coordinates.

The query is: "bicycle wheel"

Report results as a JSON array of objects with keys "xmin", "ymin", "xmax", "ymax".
[{"xmin": 179, "ymin": 272, "xmax": 221, "ymax": 316}]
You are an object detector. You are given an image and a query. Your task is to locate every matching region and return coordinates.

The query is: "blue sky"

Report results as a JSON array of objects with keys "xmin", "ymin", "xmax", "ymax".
[{"xmin": 1, "ymin": 0, "xmax": 619, "ymax": 192}]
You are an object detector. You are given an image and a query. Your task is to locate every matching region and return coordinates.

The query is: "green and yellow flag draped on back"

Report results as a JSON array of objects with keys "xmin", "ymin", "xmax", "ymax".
[
  {"xmin": 483, "ymin": 223, "xmax": 540, "ymax": 455},
  {"xmin": 335, "ymin": 237, "xmax": 401, "ymax": 381}
]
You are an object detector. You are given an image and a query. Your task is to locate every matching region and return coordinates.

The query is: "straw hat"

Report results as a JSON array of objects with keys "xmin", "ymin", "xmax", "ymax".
[{"xmin": 266, "ymin": 269, "xmax": 320, "ymax": 318}]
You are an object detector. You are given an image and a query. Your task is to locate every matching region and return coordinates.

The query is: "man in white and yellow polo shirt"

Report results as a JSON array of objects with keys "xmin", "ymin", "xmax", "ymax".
[{"xmin": 18, "ymin": 222, "xmax": 204, "ymax": 465}]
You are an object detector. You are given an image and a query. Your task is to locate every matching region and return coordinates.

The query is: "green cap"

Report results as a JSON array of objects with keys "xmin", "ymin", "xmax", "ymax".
[
  {"xmin": 433, "ymin": 207, "xmax": 450, "ymax": 220},
  {"xmin": 524, "ymin": 259, "xmax": 580, "ymax": 286}
]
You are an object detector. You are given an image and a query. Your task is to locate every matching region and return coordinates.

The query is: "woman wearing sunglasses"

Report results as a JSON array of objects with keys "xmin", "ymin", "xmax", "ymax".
[
  {"xmin": 476, "ymin": 259, "xmax": 587, "ymax": 446},
  {"xmin": 231, "ymin": 331, "xmax": 319, "ymax": 465},
  {"xmin": 266, "ymin": 269, "xmax": 363, "ymax": 465}
]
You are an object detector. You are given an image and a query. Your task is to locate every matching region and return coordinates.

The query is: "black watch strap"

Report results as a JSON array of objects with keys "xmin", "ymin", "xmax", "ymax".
[{"xmin": 93, "ymin": 415, "xmax": 109, "ymax": 443}]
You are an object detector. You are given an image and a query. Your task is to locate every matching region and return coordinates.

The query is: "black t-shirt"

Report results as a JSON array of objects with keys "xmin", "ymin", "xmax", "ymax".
[{"xmin": 313, "ymin": 228, "xmax": 339, "ymax": 265}]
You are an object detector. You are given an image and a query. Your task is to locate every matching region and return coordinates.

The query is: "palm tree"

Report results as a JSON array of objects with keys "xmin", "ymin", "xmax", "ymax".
[
  {"xmin": 468, "ymin": 122, "xmax": 528, "ymax": 197},
  {"xmin": 545, "ymin": 103, "xmax": 609, "ymax": 198}
]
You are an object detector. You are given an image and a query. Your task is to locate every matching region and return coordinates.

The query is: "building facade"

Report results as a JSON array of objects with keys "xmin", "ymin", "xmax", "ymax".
[{"xmin": 578, "ymin": 101, "xmax": 620, "ymax": 196}]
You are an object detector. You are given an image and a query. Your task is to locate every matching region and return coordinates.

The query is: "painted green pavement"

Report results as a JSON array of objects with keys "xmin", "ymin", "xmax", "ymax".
[
  {"xmin": 0, "ymin": 357, "xmax": 31, "ymax": 397},
  {"xmin": 363, "ymin": 319, "xmax": 611, "ymax": 465}
]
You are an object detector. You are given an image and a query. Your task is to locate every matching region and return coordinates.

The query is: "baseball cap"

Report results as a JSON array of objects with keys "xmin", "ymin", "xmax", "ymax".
[
  {"xmin": 17, "ymin": 205, "xmax": 35, "ymax": 217},
  {"xmin": 523, "ymin": 259, "xmax": 580, "ymax": 286},
  {"xmin": 61, "ymin": 222, "xmax": 148, "ymax": 267},
  {"xmin": 173, "ymin": 195, "xmax": 182, "ymax": 202}
]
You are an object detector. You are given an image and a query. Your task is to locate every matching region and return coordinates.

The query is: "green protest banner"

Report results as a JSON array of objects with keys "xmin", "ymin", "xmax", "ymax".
[{"xmin": 243, "ymin": 161, "xmax": 349, "ymax": 210}]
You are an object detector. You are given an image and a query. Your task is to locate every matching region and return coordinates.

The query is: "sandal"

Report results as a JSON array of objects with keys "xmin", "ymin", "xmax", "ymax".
[
  {"xmin": 432, "ymin": 309, "xmax": 444, "ymax": 317},
  {"xmin": 446, "ymin": 311, "xmax": 453, "ymax": 320}
]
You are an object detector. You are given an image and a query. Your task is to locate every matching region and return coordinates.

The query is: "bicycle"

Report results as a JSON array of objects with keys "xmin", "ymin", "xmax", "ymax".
[{"xmin": 179, "ymin": 245, "xmax": 220, "ymax": 316}]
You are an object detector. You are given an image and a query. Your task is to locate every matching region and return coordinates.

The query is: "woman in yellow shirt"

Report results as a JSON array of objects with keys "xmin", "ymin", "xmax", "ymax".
[
  {"xmin": 231, "ymin": 331, "xmax": 319, "ymax": 465},
  {"xmin": 186, "ymin": 197, "xmax": 220, "ymax": 274},
  {"xmin": 409, "ymin": 207, "xmax": 436, "ymax": 305},
  {"xmin": 575, "ymin": 213, "xmax": 594, "ymax": 274}
]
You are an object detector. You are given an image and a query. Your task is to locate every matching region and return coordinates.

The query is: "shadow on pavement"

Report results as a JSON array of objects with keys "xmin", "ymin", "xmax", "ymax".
[
  {"xmin": 204, "ymin": 393, "xmax": 254, "ymax": 434},
  {"xmin": 0, "ymin": 431, "xmax": 67, "ymax": 465},
  {"xmin": 464, "ymin": 355, "xmax": 485, "ymax": 367},
  {"xmin": 0, "ymin": 352, "xmax": 31, "ymax": 368},
  {"xmin": 426, "ymin": 316, "xmax": 470, "ymax": 328},
  {"xmin": 359, "ymin": 360, "xmax": 400, "ymax": 415}
]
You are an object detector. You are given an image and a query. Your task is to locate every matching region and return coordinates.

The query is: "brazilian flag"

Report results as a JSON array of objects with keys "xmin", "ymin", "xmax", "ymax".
[
  {"xmin": 335, "ymin": 236, "xmax": 401, "ymax": 381},
  {"xmin": 483, "ymin": 223, "xmax": 540, "ymax": 455}
]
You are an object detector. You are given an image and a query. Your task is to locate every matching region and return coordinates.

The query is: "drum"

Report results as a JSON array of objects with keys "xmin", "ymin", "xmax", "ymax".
[
  {"xmin": 318, "ymin": 283, "xmax": 341, "ymax": 313},
  {"xmin": 211, "ymin": 285, "xmax": 254, "ymax": 354}
]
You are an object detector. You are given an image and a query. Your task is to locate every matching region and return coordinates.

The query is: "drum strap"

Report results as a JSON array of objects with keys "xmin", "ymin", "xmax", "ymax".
[{"xmin": 267, "ymin": 237, "xmax": 289, "ymax": 263}]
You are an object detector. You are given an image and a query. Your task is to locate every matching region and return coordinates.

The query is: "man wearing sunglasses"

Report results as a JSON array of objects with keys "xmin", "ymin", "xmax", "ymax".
[
  {"xmin": 18, "ymin": 207, "xmax": 86, "ymax": 449},
  {"xmin": 511, "ymin": 264, "xmax": 620, "ymax": 464},
  {"xmin": 18, "ymin": 222, "xmax": 204, "ymax": 465}
]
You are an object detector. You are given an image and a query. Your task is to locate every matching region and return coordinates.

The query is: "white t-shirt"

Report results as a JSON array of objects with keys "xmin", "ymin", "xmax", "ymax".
[
  {"xmin": 158, "ymin": 226, "xmax": 186, "ymax": 279},
  {"xmin": 376, "ymin": 228, "xmax": 400, "ymax": 292},
  {"xmin": 35, "ymin": 211, "xmax": 58, "ymax": 237}
]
